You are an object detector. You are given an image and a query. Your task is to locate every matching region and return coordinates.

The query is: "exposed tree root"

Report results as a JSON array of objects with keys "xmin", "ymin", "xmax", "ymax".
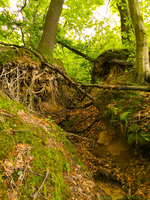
[
  {"xmin": 0, "ymin": 59, "xmax": 60, "ymax": 112},
  {"xmin": 0, "ymin": 42, "xmax": 95, "ymax": 101},
  {"xmin": 1, "ymin": 41, "xmax": 150, "ymax": 113},
  {"xmin": 81, "ymin": 83, "xmax": 150, "ymax": 92}
]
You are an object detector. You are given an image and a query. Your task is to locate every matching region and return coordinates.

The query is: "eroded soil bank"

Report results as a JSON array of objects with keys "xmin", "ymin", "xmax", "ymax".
[
  {"xmin": 0, "ymin": 91, "xmax": 111, "ymax": 200},
  {"xmin": 51, "ymin": 100, "xmax": 150, "ymax": 199}
]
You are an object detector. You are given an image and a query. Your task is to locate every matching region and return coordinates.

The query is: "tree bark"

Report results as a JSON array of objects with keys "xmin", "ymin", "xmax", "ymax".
[
  {"xmin": 109, "ymin": 59, "xmax": 135, "ymax": 66},
  {"xmin": 117, "ymin": 0, "xmax": 132, "ymax": 44},
  {"xmin": 128, "ymin": 0, "xmax": 150, "ymax": 84},
  {"xmin": 38, "ymin": 0, "xmax": 64, "ymax": 62},
  {"xmin": 81, "ymin": 83, "xmax": 150, "ymax": 92}
]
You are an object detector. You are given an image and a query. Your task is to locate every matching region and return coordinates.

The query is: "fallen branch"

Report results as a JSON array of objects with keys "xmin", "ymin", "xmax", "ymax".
[
  {"xmin": 28, "ymin": 169, "xmax": 56, "ymax": 183},
  {"xmin": 28, "ymin": 170, "xmax": 45, "ymax": 178},
  {"xmin": 32, "ymin": 168, "xmax": 49, "ymax": 200},
  {"xmin": 65, "ymin": 132, "xmax": 96, "ymax": 147},
  {"xmin": 81, "ymin": 84, "xmax": 150, "ymax": 92},
  {"xmin": 0, "ymin": 112, "xmax": 12, "ymax": 118},
  {"xmin": 65, "ymin": 132, "xmax": 95, "ymax": 142},
  {"xmin": 109, "ymin": 59, "xmax": 135, "ymax": 66},
  {"xmin": 12, "ymin": 129, "xmax": 30, "ymax": 132},
  {"xmin": 39, "ymin": 193, "xmax": 49, "ymax": 200},
  {"xmin": 83, "ymin": 101, "xmax": 93, "ymax": 108}
]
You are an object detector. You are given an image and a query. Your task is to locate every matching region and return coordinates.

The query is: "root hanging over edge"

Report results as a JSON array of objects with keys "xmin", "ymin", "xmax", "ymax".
[{"xmin": 0, "ymin": 51, "xmax": 66, "ymax": 113}]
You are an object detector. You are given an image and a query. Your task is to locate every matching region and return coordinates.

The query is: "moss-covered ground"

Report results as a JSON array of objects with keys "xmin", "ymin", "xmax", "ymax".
[
  {"xmin": 0, "ymin": 45, "xmax": 108, "ymax": 200},
  {"xmin": 0, "ymin": 91, "xmax": 84, "ymax": 199}
]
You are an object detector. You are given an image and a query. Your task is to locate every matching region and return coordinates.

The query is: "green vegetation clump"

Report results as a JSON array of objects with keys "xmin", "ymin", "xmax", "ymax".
[
  {"xmin": 0, "ymin": 47, "xmax": 41, "ymax": 66},
  {"xmin": 94, "ymin": 71, "xmax": 150, "ymax": 150},
  {"xmin": 0, "ymin": 92, "xmax": 84, "ymax": 199}
]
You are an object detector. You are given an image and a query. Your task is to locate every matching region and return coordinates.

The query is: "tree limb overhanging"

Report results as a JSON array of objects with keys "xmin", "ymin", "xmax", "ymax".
[
  {"xmin": 56, "ymin": 40, "xmax": 96, "ymax": 63},
  {"xmin": 56, "ymin": 40, "xmax": 136, "ymax": 66},
  {"xmin": 20, "ymin": 0, "xmax": 27, "ymax": 12}
]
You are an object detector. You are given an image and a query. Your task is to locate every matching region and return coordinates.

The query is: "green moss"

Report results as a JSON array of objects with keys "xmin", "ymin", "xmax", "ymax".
[
  {"xmin": 0, "ymin": 91, "xmax": 86, "ymax": 199},
  {"xmin": 128, "ymin": 124, "xmax": 138, "ymax": 133},
  {"xmin": 0, "ymin": 47, "xmax": 40, "ymax": 66},
  {"xmin": 103, "ymin": 49, "xmax": 131, "ymax": 61},
  {"xmin": 128, "ymin": 132, "xmax": 146, "ymax": 146},
  {"xmin": 0, "ymin": 48, "xmax": 18, "ymax": 65}
]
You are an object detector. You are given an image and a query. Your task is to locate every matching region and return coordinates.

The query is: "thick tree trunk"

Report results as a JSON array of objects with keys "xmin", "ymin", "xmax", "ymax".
[
  {"xmin": 38, "ymin": 0, "xmax": 64, "ymax": 62},
  {"xmin": 128, "ymin": 0, "xmax": 150, "ymax": 84},
  {"xmin": 117, "ymin": 0, "xmax": 132, "ymax": 44}
]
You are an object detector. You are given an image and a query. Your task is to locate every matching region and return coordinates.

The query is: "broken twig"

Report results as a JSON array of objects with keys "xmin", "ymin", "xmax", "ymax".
[{"xmin": 32, "ymin": 168, "xmax": 49, "ymax": 200}]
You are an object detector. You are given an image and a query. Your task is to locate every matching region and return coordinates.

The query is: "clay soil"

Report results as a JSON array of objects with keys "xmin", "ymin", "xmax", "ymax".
[{"xmin": 51, "ymin": 101, "xmax": 150, "ymax": 200}]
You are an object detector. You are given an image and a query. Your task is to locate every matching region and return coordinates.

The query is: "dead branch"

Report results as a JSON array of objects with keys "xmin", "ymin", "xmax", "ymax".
[
  {"xmin": 65, "ymin": 100, "xmax": 93, "ymax": 110},
  {"xmin": 28, "ymin": 169, "xmax": 56, "ymax": 182},
  {"xmin": 65, "ymin": 132, "xmax": 96, "ymax": 147},
  {"xmin": 11, "ymin": 130, "xmax": 30, "ymax": 132},
  {"xmin": 32, "ymin": 168, "xmax": 49, "ymax": 200},
  {"xmin": 65, "ymin": 132, "xmax": 95, "ymax": 142},
  {"xmin": 39, "ymin": 193, "xmax": 49, "ymax": 200},
  {"xmin": 109, "ymin": 59, "xmax": 135, "ymax": 66},
  {"xmin": 20, "ymin": 0, "xmax": 27, "ymax": 11},
  {"xmin": 81, "ymin": 83, "xmax": 150, "ymax": 92},
  {"xmin": 28, "ymin": 170, "xmax": 45, "ymax": 178},
  {"xmin": 0, "ymin": 112, "xmax": 12, "ymax": 118},
  {"xmin": 56, "ymin": 40, "xmax": 96, "ymax": 63},
  {"xmin": 83, "ymin": 101, "xmax": 93, "ymax": 108}
]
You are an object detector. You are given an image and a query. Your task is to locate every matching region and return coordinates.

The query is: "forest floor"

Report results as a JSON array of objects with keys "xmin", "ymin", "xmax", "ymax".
[{"xmin": 51, "ymin": 91, "xmax": 150, "ymax": 200}]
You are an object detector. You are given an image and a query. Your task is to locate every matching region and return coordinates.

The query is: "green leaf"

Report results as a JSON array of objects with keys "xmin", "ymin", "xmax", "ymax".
[{"xmin": 18, "ymin": 171, "xmax": 23, "ymax": 175}]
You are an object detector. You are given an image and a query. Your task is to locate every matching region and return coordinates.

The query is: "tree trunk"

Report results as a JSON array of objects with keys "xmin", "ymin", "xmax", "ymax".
[
  {"xmin": 117, "ymin": 0, "xmax": 132, "ymax": 44},
  {"xmin": 38, "ymin": 0, "xmax": 64, "ymax": 62},
  {"xmin": 128, "ymin": 0, "xmax": 150, "ymax": 84}
]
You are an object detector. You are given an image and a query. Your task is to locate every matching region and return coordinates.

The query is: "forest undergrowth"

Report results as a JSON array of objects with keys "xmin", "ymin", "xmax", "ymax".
[{"xmin": 55, "ymin": 68, "xmax": 150, "ymax": 199}]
